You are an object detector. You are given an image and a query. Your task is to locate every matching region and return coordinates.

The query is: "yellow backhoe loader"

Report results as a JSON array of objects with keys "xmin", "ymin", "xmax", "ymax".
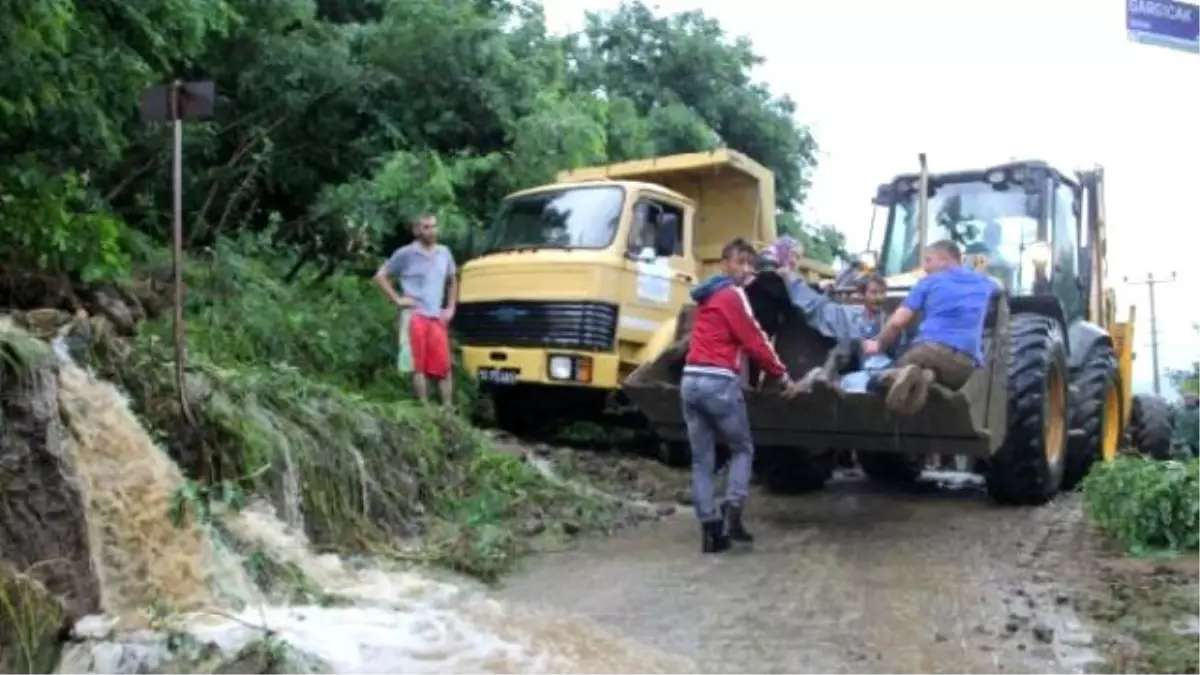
[{"xmin": 624, "ymin": 155, "xmax": 1174, "ymax": 504}]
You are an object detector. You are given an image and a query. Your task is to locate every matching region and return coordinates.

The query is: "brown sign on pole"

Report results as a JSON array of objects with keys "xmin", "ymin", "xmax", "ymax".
[
  {"xmin": 139, "ymin": 80, "xmax": 215, "ymax": 123},
  {"xmin": 140, "ymin": 78, "xmax": 216, "ymax": 479}
]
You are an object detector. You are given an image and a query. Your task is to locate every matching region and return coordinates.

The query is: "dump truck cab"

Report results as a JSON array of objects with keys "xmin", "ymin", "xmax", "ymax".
[{"xmin": 455, "ymin": 149, "xmax": 786, "ymax": 435}]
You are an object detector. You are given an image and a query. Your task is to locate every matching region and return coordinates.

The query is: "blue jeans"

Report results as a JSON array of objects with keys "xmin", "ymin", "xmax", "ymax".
[
  {"xmin": 680, "ymin": 372, "xmax": 755, "ymax": 523},
  {"xmin": 839, "ymin": 354, "xmax": 894, "ymax": 393}
]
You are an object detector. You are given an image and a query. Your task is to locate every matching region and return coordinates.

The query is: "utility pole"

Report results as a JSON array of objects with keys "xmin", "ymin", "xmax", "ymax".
[{"xmin": 1124, "ymin": 271, "xmax": 1177, "ymax": 395}]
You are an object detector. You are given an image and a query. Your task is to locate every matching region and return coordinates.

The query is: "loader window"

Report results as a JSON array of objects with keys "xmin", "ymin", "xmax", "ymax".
[
  {"xmin": 1052, "ymin": 182, "xmax": 1084, "ymax": 320},
  {"xmin": 485, "ymin": 186, "xmax": 624, "ymax": 252},
  {"xmin": 879, "ymin": 179, "xmax": 1042, "ymax": 294}
]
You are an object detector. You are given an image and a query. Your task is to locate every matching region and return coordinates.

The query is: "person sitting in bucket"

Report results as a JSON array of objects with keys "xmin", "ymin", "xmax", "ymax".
[
  {"xmin": 757, "ymin": 239, "xmax": 902, "ymax": 394},
  {"xmin": 862, "ymin": 239, "xmax": 995, "ymax": 414}
]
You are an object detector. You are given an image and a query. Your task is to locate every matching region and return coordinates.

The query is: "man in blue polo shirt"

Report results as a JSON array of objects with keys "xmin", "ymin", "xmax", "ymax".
[{"xmin": 863, "ymin": 239, "xmax": 996, "ymax": 414}]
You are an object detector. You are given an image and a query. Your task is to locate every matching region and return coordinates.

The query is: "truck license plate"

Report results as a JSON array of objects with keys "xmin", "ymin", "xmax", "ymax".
[{"xmin": 478, "ymin": 367, "xmax": 519, "ymax": 385}]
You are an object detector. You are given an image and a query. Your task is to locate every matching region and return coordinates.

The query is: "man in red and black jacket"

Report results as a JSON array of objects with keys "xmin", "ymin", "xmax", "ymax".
[{"xmin": 682, "ymin": 237, "xmax": 801, "ymax": 553}]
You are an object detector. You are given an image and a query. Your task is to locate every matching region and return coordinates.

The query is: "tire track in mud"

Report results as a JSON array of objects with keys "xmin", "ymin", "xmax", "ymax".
[{"xmin": 499, "ymin": 472, "xmax": 1103, "ymax": 674}]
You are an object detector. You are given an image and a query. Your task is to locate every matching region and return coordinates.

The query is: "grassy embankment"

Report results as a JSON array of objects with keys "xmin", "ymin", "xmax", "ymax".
[
  {"xmin": 1081, "ymin": 457, "xmax": 1199, "ymax": 674},
  {"xmin": 0, "ymin": 237, "xmax": 640, "ymax": 671}
]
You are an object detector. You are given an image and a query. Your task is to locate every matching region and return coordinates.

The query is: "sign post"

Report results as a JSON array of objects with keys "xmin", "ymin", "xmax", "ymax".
[
  {"xmin": 139, "ymin": 80, "xmax": 215, "ymax": 465},
  {"xmin": 1127, "ymin": 0, "xmax": 1200, "ymax": 54}
]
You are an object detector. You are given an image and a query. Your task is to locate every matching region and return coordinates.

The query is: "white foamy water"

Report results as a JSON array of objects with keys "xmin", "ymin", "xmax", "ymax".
[{"xmin": 43, "ymin": 335, "xmax": 688, "ymax": 674}]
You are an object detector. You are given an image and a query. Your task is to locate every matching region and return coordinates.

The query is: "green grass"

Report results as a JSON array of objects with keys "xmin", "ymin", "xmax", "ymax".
[
  {"xmin": 0, "ymin": 565, "xmax": 64, "ymax": 675},
  {"xmin": 92, "ymin": 333, "xmax": 624, "ymax": 581},
  {"xmin": 1089, "ymin": 561, "xmax": 1199, "ymax": 675},
  {"xmin": 1082, "ymin": 456, "xmax": 1200, "ymax": 673}
]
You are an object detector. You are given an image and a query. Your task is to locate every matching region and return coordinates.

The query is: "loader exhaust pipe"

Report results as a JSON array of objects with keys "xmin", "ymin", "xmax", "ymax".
[{"xmin": 916, "ymin": 152, "xmax": 929, "ymax": 254}]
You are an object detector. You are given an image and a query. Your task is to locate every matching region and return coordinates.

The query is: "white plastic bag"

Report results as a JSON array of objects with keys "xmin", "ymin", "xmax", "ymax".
[{"xmin": 396, "ymin": 309, "xmax": 414, "ymax": 374}]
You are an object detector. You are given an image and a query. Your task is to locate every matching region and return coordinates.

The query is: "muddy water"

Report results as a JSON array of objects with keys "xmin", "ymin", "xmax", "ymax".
[
  {"xmin": 41, "ymin": 338, "xmax": 689, "ymax": 674},
  {"xmin": 501, "ymin": 471, "xmax": 1100, "ymax": 674}
]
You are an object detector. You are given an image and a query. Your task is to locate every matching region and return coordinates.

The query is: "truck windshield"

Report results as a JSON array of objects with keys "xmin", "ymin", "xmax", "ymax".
[
  {"xmin": 485, "ymin": 186, "xmax": 624, "ymax": 252},
  {"xmin": 879, "ymin": 180, "xmax": 1042, "ymax": 292}
]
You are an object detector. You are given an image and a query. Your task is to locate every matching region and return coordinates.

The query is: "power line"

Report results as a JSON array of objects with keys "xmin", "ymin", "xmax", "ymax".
[{"xmin": 1124, "ymin": 271, "xmax": 1177, "ymax": 395}]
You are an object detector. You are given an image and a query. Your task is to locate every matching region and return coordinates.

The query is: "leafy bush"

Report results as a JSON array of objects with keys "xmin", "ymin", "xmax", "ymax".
[
  {"xmin": 1082, "ymin": 457, "xmax": 1200, "ymax": 555},
  {"xmin": 0, "ymin": 162, "xmax": 131, "ymax": 282}
]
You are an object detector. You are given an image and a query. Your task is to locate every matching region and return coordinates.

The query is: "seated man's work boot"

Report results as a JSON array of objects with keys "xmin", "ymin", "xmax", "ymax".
[
  {"xmin": 884, "ymin": 365, "xmax": 935, "ymax": 415},
  {"xmin": 721, "ymin": 502, "xmax": 754, "ymax": 543},
  {"xmin": 701, "ymin": 520, "xmax": 731, "ymax": 553}
]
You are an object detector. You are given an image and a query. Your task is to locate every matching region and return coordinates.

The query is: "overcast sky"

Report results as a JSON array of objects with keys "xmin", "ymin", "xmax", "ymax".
[{"xmin": 544, "ymin": 0, "xmax": 1200, "ymax": 398}]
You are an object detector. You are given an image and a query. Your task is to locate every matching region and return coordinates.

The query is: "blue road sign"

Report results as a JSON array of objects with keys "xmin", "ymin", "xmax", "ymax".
[{"xmin": 1127, "ymin": 0, "xmax": 1200, "ymax": 54}]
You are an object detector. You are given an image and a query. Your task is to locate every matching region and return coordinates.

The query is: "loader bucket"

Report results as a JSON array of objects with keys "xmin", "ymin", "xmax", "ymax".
[{"xmin": 623, "ymin": 275, "xmax": 1009, "ymax": 458}]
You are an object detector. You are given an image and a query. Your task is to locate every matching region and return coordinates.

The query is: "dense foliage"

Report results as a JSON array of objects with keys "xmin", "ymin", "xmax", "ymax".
[{"xmin": 1, "ymin": 0, "xmax": 839, "ymax": 297}]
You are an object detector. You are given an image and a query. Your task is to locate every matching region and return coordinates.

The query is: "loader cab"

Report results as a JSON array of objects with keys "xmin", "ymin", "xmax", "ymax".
[{"xmin": 873, "ymin": 160, "xmax": 1087, "ymax": 322}]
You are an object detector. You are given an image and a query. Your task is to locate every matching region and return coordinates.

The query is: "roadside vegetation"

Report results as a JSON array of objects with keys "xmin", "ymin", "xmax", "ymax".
[
  {"xmin": 1073, "ymin": 369, "xmax": 1198, "ymax": 673},
  {"xmin": 0, "ymin": 1, "xmax": 834, "ymax": 667}
]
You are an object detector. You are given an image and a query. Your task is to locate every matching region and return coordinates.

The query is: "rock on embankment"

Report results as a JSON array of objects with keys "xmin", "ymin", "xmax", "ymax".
[{"xmin": 0, "ymin": 323, "xmax": 100, "ymax": 669}]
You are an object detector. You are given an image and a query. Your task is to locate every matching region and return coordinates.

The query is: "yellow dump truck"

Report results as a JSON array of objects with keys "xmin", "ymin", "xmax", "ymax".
[{"xmin": 454, "ymin": 149, "xmax": 832, "ymax": 435}]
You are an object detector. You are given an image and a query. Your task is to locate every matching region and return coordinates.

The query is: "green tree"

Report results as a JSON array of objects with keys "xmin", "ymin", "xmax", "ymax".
[
  {"xmin": 1, "ymin": 0, "xmax": 829, "ymax": 278},
  {"xmin": 567, "ymin": 1, "xmax": 818, "ymax": 212}
]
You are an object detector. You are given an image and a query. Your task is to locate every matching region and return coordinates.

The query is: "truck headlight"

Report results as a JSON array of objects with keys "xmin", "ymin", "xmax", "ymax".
[
  {"xmin": 1024, "ymin": 240, "xmax": 1052, "ymax": 267},
  {"xmin": 548, "ymin": 355, "xmax": 573, "ymax": 380}
]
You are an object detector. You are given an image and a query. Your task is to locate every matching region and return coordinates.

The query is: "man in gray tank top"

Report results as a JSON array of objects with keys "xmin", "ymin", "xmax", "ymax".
[{"xmin": 374, "ymin": 214, "xmax": 458, "ymax": 405}]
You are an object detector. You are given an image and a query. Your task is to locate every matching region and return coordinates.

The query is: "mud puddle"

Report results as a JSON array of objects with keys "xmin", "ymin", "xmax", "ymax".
[{"xmin": 500, "ymin": 470, "xmax": 1103, "ymax": 674}]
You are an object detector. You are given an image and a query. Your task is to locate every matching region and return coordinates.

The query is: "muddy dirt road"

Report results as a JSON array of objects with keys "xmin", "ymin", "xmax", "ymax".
[{"xmin": 500, "ymin": 470, "xmax": 1105, "ymax": 674}]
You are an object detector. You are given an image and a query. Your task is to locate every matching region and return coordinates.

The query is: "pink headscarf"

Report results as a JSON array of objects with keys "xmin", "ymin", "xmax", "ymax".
[{"xmin": 758, "ymin": 235, "xmax": 801, "ymax": 270}]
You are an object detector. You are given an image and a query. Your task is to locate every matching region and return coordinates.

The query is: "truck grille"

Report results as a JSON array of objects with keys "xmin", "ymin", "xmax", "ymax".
[{"xmin": 453, "ymin": 301, "xmax": 619, "ymax": 352}]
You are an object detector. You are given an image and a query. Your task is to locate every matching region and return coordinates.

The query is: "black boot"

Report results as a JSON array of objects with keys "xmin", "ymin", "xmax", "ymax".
[
  {"xmin": 701, "ymin": 520, "xmax": 730, "ymax": 554},
  {"xmin": 722, "ymin": 502, "xmax": 754, "ymax": 543}
]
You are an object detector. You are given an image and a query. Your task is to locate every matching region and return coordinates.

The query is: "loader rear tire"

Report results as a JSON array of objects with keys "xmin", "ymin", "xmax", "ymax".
[
  {"xmin": 858, "ymin": 451, "xmax": 923, "ymax": 484},
  {"xmin": 1062, "ymin": 341, "xmax": 1121, "ymax": 491},
  {"xmin": 758, "ymin": 448, "xmax": 833, "ymax": 494},
  {"xmin": 1129, "ymin": 394, "xmax": 1174, "ymax": 459},
  {"xmin": 986, "ymin": 315, "xmax": 1069, "ymax": 506}
]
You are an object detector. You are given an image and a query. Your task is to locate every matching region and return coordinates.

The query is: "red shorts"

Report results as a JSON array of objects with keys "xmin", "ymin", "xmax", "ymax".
[{"xmin": 409, "ymin": 313, "xmax": 451, "ymax": 379}]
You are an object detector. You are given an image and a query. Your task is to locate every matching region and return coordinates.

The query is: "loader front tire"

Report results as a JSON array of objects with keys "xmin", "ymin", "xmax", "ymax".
[
  {"xmin": 1062, "ymin": 341, "xmax": 1121, "ymax": 490},
  {"xmin": 1129, "ymin": 394, "xmax": 1175, "ymax": 459},
  {"xmin": 758, "ymin": 448, "xmax": 833, "ymax": 494},
  {"xmin": 986, "ymin": 315, "xmax": 1069, "ymax": 506},
  {"xmin": 858, "ymin": 451, "xmax": 924, "ymax": 484}
]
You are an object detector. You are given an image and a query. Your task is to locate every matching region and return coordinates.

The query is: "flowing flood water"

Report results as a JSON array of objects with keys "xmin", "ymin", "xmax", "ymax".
[
  {"xmin": 38, "ymin": 338, "xmax": 1108, "ymax": 674},
  {"xmin": 46, "ymin": 349, "xmax": 690, "ymax": 674}
]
